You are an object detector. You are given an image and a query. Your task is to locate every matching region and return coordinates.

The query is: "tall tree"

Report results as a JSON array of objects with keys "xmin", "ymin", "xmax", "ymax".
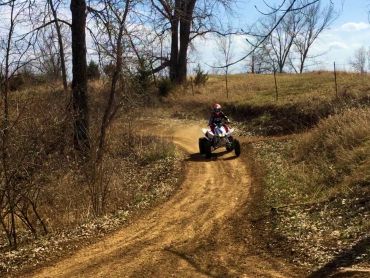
[
  {"xmin": 216, "ymin": 35, "xmax": 234, "ymax": 98},
  {"xmin": 48, "ymin": 0, "xmax": 68, "ymax": 91},
  {"xmin": 350, "ymin": 46, "xmax": 367, "ymax": 74},
  {"xmin": 292, "ymin": 0, "xmax": 335, "ymax": 73},
  {"xmin": 226, "ymin": 0, "xmax": 322, "ymax": 70},
  {"xmin": 264, "ymin": 7, "xmax": 305, "ymax": 73},
  {"xmin": 0, "ymin": 0, "xmax": 37, "ymax": 249},
  {"xmin": 88, "ymin": 0, "xmax": 134, "ymax": 215},
  {"xmin": 151, "ymin": 0, "xmax": 232, "ymax": 83},
  {"xmin": 70, "ymin": 0, "xmax": 89, "ymax": 152}
]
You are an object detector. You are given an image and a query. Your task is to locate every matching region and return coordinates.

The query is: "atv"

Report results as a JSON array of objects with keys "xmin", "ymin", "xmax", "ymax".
[{"xmin": 199, "ymin": 122, "xmax": 241, "ymax": 158}]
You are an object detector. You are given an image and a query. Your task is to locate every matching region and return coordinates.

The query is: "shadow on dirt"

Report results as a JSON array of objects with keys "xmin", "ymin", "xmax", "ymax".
[
  {"xmin": 186, "ymin": 151, "xmax": 238, "ymax": 162},
  {"xmin": 307, "ymin": 236, "xmax": 370, "ymax": 278},
  {"xmin": 163, "ymin": 247, "xmax": 226, "ymax": 278}
]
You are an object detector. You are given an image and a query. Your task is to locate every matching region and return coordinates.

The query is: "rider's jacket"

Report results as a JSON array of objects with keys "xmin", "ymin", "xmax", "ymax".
[{"xmin": 208, "ymin": 111, "xmax": 229, "ymax": 126}]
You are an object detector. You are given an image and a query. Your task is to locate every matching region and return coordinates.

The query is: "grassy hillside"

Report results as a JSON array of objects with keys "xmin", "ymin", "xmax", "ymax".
[
  {"xmin": 171, "ymin": 72, "xmax": 370, "ymax": 135},
  {"xmin": 169, "ymin": 72, "xmax": 370, "ymax": 273}
]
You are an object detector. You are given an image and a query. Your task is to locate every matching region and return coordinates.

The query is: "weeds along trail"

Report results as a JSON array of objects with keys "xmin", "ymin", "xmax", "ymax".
[{"xmin": 30, "ymin": 120, "xmax": 300, "ymax": 278}]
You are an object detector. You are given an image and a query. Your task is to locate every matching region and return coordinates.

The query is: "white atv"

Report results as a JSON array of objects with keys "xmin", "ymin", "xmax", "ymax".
[{"xmin": 199, "ymin": 122, "xmax": 241, "ymax": 158}]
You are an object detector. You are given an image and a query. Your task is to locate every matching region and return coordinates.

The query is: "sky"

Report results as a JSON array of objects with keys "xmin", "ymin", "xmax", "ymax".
[
  {"xmin": 1, "ymin": 0, "xmax": 368, "ymax": 75},
  {"xmin": 192, "ymin": 0, "xmax": 370, "ymax": 73}
]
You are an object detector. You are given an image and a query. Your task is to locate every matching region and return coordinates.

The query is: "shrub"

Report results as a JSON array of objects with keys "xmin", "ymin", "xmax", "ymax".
[
  {"xmin": 157, "ymin": 78, "xmax": 174, "ymax": 97},
  {"xmin": 103, "ymin": 63, "xmax": 115, "ymax": 78},
  {"xmin": 135, "ymin": 58, "xmax": 152, "ymax": 91},
  {"xmin": 137, "ymin": 136, "xmax": 176, "ymax": 165},
  {"xmin": 193, "ymin": 63, "xmax": 208, "ymax": 86},
  {"xmin": 7, "ymin": 67, "xmax": 40, "ymax": 91},
  {"xmin": 87, "ymin": 60, "xmax": 101, "ymax": 80}
]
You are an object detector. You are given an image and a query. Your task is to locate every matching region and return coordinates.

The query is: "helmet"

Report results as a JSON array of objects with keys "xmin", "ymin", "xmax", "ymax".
[{"xmin": 213, "ymin": 103, "xmax": 222, "ymax": 114}]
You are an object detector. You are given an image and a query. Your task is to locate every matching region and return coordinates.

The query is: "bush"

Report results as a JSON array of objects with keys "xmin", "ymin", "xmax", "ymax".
[
  {"xmin": 157, "ymin": 78, "xmax": 174, "ymax": 97},
  {"xmin": 137, "ymin": 136, "xmax": 176, "ymax": 165},
  {"xmin": 135, "ymin": 58, "xmax": 153, "ymax": 91},
  {"xmin": 193, "ymin": 63, "xmax": 208, "ymax": 86},
  {"xmin": 103, "ymin": 63, "xmax": 115, "ymax": 78},
  {"xmin": 7, "ymin": 67, "xmax": 40, "ymax": 91},
  {"xmin": 87, "ymin": 60, "xmax": 101, "ymax": 80}
]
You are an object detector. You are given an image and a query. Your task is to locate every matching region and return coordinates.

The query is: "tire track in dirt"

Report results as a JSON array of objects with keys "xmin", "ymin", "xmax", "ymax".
[{"xmin": 30, "ymin": 120, "xmax": 302, "ymax": 278}]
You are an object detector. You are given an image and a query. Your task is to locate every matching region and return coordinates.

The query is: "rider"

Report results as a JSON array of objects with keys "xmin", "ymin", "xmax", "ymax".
[{"xmin": 208, "ymin": 103, "xmax": 230, "ymax": 134}]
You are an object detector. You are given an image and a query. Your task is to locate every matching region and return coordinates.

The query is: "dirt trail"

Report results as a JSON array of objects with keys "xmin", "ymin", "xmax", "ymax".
[{"xmin": 30, "ymin": 120, "xmax": 301, "ymax": 278}]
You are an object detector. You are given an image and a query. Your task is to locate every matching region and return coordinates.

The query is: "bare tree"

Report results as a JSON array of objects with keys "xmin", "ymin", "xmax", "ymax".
[
  {"xmin": 71, "ymin": 0, "xmax": 89, "ymax": 153},
  {"xmin": 350, "ymin": 46, "xmax": 367, "ymax": 74},
  {"xmin": 25, "ymin": 0, "xmax": 71, "ymax": 90},
  {"xmin": 224, "ymin": 0, "xmax": 322, "ymax": 69},
  {"xmin": 0, "ymin": 0, "xmax": 42, "ymax": 249},
  {"xmin": 35, "ymin": 26, "xmax": 65, "ymax": 80},
  {"xmin": 258, "ymin": 4, "xmax": 305, "ymax": 73},
  {"xmin": 216, "ymin": 35, "xmax": 234, "ymax": 98},
  {"xmin": 87, "ymin": 0, "xmax": 134, "ymax": 215},
  {"xmin": 150, "ymin": 0, "xmax": 233, "ymax": 84},
  {"xmin": 292, "ymin": 0, "xmax": 335, "ymax": 73},
  {"xmin": 47, "ymin": 0, "xmax": 69, "ymax": 91}
]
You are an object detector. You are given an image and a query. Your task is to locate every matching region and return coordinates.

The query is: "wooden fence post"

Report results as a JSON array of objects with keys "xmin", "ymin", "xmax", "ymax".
[
  {"xmin": 274, "ymin": 70, "xmax": 278, "ymax": 101},
  {"xmin": 334, "ymin": 62, "xmax": 338, "ymax": 98}
]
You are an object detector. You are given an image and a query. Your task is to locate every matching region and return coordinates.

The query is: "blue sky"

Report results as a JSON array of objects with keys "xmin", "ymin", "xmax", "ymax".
[{"xmin": 193, "ymin": 0, "xmax": 370, "ymax": 72}]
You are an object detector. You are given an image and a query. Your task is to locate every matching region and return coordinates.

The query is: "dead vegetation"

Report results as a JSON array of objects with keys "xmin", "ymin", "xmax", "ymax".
[
  {"xmin": 248, "ymin": 107, "xmax": 370, "ymax": 273},
  {"xmin": 0, "ymin": 82, "xmax": 183, "ymax": 276}
]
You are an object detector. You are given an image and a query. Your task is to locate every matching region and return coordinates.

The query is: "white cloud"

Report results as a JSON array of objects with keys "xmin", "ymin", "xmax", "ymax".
[
  {"xmin": 340, "ymin": 22, "xmax": 370, "ymax": 32},
  {"xmin": 327, "ymin": 41, "xmax": 349, "ymax": 50}
]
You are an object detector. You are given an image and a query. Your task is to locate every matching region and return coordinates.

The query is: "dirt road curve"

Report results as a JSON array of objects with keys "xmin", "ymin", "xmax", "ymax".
[{"xmin": 30, "ymin": 121, "xmax": 301, "ymax": 278}]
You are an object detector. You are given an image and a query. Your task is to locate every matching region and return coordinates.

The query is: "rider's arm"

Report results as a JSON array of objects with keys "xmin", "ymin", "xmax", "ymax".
[
  {"xmin": 222, "ymin": 113, "xmax": 230, "ymax": 123},
  {"xmin": 208, "ymin": 114, "xmax": 214, "ymax": 126}
]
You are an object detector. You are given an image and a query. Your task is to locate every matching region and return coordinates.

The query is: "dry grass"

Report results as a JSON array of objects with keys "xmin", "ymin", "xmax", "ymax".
[
  {"xmin": 295, "ymin": 108, "xmax": 370, "ymax": 196},
  {"xmin": 194, "ymin": 73, "xmax": 370, "ymax": 269},
  {"xmin": 249, "ymin": 107, "xmax": 370, "ymax": 269},
  {"xmin": 0, "ymin": 82, "xmax": 181, "ymax": 250},
  {"xmin": 169, "ymin": 72, "xmax": 370, "ymax": 135},
  {"xmin": 180, "ymin": 72, "xmax": 370, "ymax": 105}
]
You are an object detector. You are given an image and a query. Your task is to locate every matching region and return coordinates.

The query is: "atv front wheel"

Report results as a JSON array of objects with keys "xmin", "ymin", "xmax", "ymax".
[
  {"xmin": 226, "ymin": 144, "xmax": 233, "ymax": 152},
  {"xmin": 233, "ymin": 139, "xmax": 241, "ymax": 157},
  {"xmin": 226, "ymin": 136, "xmax": 234, "ymax": 152}
]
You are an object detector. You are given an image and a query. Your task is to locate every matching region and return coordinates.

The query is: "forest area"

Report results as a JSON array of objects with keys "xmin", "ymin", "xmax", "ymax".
[{"xmin": 1, "ymin": 0, "xmax": 370, "ymax": 277}]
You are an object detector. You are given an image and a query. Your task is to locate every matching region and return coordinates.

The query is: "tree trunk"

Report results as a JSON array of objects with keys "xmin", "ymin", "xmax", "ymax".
[
  {"xmin": 251, "ymin": 53, "xmax": 255, "ymax": 74},
  {"xmin": 169, "ymin": 0, "xmax": 181, "ymax": 82},
  {"xmin": 299, "ymin": 48, "xmax": 309, "ymax": 74},
  {"xmin": 177, "ymin": 21, "xmax": 190, "ymax": 83},
  {"xmin": 70, "ymin": 0, "xmax": 89, "ymax": 153},
  {"xmin": 2, "ymin": 1, "xmax": 17, "ymax": 249},
  {"xmin": 176, "ymin": 0, "xmax": 196, "ymax": 84},
  {"xmin": 169, "ymin": 20, "xmax": 179, "ymax": 82},
  {"xmin": 278, "ymin": 62, "xmax": 284, "ymax": 73},
  {"xmin": 49, "ymin": 0, "xmax": 68, "ymax": 91}
]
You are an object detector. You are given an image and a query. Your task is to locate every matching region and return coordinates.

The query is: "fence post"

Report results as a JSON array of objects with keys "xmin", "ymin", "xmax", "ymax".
[
  {"xmin": 334, "ymin": 62, "xmax": 338, "ymax": 98},
  {"xmin": 274, "ymin": 70, "xmax": 278, "ymax": 101},
  {"xmin": 190, "ymin": 77, "xmax": 194, "ymax": 96}
]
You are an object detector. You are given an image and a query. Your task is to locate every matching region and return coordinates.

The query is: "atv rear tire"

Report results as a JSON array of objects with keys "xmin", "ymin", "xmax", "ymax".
[
  {"xmin": 234, "ymin": 139, "xmax": 241, "ymax": 157},
  {"xmin": 204, "ymin": 140, "xmax": 212, "ymax": 158},
  {"xmin": 199, "ymin": 138, "xmax": 207, "ymax": 154}
]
